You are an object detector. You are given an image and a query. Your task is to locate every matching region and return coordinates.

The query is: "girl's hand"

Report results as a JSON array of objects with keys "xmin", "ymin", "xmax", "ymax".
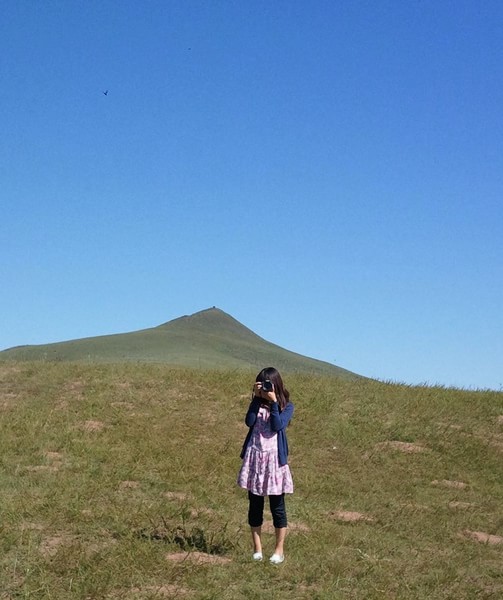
[
  {"xmin": 254, "ymin": 381, "xmax": 277, "ymax": 403},
  {"xmin": 266, "ymin": 390, "xmax": 278, "ymax": 403},
  {"xmin": 253, "ymin": 382, "xmax": 263, "ymax": 397}
]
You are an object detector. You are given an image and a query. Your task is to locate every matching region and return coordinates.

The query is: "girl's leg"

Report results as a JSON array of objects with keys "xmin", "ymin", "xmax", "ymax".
[
  {"xmin": 251, "ymin": 527, "xmax": 262, "ymax": 555},
  {"xmin": 248, "ymin": 492, "xmax": 265, "ymax": 554},
  {"xmin": 273, "ymin": 526, "xmax": 287, "ymax": 557},
  {"xmin": 269, "ymin": 494, "xmax": 287, "ymax": 556}
]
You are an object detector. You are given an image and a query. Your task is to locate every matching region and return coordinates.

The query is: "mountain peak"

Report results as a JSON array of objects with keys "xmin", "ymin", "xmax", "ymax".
[
  {"xmin": 158, "ymin": 307, "xmax": 237, "ymax": 327},
  {"xmin": 0, "ymin": 307, "xmax": 361, "ymax": 379},
  {"xmin": 157, "ymin": 307, "xmax": 260, "ymax": 340}
]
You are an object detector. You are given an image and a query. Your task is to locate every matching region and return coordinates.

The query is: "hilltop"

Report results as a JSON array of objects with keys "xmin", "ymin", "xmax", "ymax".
[{"xmin": 0, "ymin": 307, "xmax": 359, "ymax": 378}]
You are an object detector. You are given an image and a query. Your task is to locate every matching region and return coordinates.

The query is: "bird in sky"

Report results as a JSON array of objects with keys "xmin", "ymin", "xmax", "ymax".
[{"xmin": 103, "ymin": 90, "xmax": 108, "ymax": 96}]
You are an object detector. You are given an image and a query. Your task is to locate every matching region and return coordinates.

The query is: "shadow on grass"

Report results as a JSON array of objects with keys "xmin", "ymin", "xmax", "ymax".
[{"xmin": 136, "ymin": 517, "xmax": 236, "ymax": 556}]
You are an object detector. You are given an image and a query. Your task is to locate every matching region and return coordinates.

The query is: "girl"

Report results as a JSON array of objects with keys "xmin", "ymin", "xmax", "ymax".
[{"xmin": 237, "ymin": 367, "xmax": 294, "ymax": 564}]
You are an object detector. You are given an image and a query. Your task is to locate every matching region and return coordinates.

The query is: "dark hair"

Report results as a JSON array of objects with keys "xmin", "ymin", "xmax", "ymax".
[{"xmin": 256, "ymin": 366, "xmax": 290, "ymax": 411}]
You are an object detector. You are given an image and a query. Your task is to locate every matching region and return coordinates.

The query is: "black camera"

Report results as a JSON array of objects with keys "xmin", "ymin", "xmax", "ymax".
[{"xmin": 262, "ymin": 380, "xmax": 273, "ymax": 392}]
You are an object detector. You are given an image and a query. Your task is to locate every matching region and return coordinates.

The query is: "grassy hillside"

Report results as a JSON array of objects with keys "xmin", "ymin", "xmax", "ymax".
[
  {"xmin": 1, "ymin": 362, "xmax": 502, "ymax": 599},
  {"xmin": 0, "ymin": 308, "xmax": 358, "ymax": 379}
]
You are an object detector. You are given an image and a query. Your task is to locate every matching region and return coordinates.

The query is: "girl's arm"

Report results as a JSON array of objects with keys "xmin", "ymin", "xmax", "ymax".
[
  {"xmin": 245, "ymin": 397, "xmax": 261, "ymax": 427},
  {"xmin": 270, "ymin": 402, "xmax": 294, "ymax": 431}
]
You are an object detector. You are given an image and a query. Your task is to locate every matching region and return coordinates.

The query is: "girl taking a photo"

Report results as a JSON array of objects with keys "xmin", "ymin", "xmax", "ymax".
[{"xmin": 237, "ymin": 367, "xmax": 294, "ymax": 564}]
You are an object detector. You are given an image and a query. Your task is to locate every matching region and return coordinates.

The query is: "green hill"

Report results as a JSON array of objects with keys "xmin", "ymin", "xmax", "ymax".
[
  {"xmin": 1, "ymin": 362, "xmax": 502, "ymax": 598},
  {"xmin": 0, "ymin": 307, "xmax": 359, "ymax": 378}
]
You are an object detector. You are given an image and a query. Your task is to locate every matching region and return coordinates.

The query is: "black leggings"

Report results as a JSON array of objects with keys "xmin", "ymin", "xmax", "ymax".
[{"xmin": 248, "ymin": 491, "xmax": 287, "ymax": 529}]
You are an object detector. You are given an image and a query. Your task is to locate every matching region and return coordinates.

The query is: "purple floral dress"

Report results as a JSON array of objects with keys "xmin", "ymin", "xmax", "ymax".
[{"xmin": 237, "ymin": 405, "xmax": 293, "ymax": 496}]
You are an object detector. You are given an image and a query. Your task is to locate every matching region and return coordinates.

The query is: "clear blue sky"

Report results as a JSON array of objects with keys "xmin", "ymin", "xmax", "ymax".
[{"xmin": 1, "ymin": 1, "xmax": 502, "ymax": 390}]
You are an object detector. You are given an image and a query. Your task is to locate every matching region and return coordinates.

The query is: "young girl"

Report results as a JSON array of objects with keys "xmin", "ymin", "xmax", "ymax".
[{"xmin": 237, "ymin": 367, "xmax": 294, "ymax": 564}]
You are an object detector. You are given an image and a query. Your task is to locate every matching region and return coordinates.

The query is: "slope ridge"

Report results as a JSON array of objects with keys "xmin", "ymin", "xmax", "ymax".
[{"xmin": 0, "ymin": 307, "xmax": 360, "ymax": 378}]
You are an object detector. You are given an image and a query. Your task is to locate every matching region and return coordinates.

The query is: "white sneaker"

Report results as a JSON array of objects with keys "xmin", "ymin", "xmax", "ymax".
[
  {"xmin": 252, "ymin": 552, "xmax": 263, "ymax": 561},
  {"xmin": 269, "ymin": 553, "xmax": 284, "ymax": 564}
]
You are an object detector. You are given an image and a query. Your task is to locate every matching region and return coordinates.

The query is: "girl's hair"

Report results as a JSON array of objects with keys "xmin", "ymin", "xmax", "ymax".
[{"xmin": 256, "ymin": 366, "xmax": 290, "ymax": 411}]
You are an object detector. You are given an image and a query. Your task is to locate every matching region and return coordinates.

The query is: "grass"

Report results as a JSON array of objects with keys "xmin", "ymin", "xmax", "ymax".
[
  {"xmin": 0, "ymin": 308, "xmax": 358, "ymax": 379},
  {"xmin": 0, "ymin": 362, "xmax": 502, "ymax": 599}
]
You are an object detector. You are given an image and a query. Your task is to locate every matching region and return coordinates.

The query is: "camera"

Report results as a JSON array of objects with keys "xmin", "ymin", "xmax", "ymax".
[{"xmin": 262, "ymin": 380, "xmax": 273, "ymax": 392}]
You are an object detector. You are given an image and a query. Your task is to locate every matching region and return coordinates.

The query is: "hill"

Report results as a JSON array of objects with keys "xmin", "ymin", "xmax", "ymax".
[
  {"xmin": 1, "ymin": 362, "xmax": 502, "ymax": 598},
  {"xmin": 0, "ymin": 307, "xmax": 359, "ymax": 378}
]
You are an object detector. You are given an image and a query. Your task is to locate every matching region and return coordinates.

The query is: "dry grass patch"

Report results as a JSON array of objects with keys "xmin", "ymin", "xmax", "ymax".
[
  {"xmin": 109, "ymin": 584, "xmax": 192, "ymax": 598},
  {"xmin": 262, "ymin": 520, "xmax": 310, "ymax": 533},
  {"xmin": 20, "ymin": 522, "xmax": 45, "ymax": 531},
  {"xmin": 39, "ymin": 533, "xmax": 77, "ymax": 558},
  {"xmin": 165, "ymin": 551, "xmax": 231, "ymax": 565},
  {"xmin": 449, "ymin": 501, "xmax": 476, "ymax": 510},
  {"xmin": 0, "ymin": 364, "xmax": 23, "ymax": 379},
  {"xmin": 431, "ymin": 479, "xmax": 467, "ymax": 489},
  {"xmin": 130, "ymin": 585, "xmax": 191, "ymax": 598},
  {"xmin": 375, "ymin": 440, "xmax": 429, "ymax": 453},
  {"xmin": 163, "ymin": 491, "xmax": 190, "ymax": 501},
  {"xmin": 62, "ymin": 379, "xmax": 86, "ymax": 398},
  {"xmin": 461, "ymin": 530, "xmax": 503, "ymax": 545},
  {"xmin": 25, "ymin": 464, "xmax": 60, "ymax": 473},
  {"xmin": 45, "ymin": 451, "xmax": 63, "ymax": 460},
  {"xmin": 81, "ymin": 419, "xmax": 106, "ymax": 432},
  {"xmin": 120, "ymin": 480, "xmax": 141, "ymax": 489},
  {"xmin": 111, "ymin": 401, "xmax": 135, "ymax": 409},
  {"xmin": 25, "ymin": 450, "xmax": 65, "ymax": 473},
  {"xmin": 85, "ymin": 536, "xmax": 118, "ymax": 556},
  {"xmin": 189, "ymin": 507, "xmax": 216, "ymax": 518},
  {"xmin": 329, "ymin": 510, "xmax": 375, "ymax": 523}
]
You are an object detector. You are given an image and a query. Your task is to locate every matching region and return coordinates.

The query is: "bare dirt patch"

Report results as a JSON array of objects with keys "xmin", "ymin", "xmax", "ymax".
[
  {"xmin": 109, "ymin": 584, "xmax": 191, "ymax": 598},
  {"xmin": 165, "ymin": 551, "xmax": 231, "ymax": 565},
  {"xmin": 120, "ymin": 480, "xmax": 140, "ymax": 489},
  {"xmin": 39, "ymin": 534, "xmax": 77, "ymax": 557},
  {"xmin": 0, "ymin": 393, "xmax": 19, "ymax": 411},
  {"xmin": 25, "ymin": 465, "xmax": 60, "ymax": 473},
  {"xmin": 449, "ymin": 501, "xmax": 476, "ymax": 510},
  {"xmin": 81, "ymin": 420, "xmax": 105, "ymax": 432},
  {"xmin": 496, "ymin": 415, "xmax": 503, "ymax": 425},
  {"xmin": 164, "ymin": 491, "xmax": 190, "ymax": 501},
  {"xmin": 63, "ymin": 380, "xmax": 86, "ymax": 398},
  {"xmin": 45, "ymin": 451, "xmax": 63, "ymax": 461},
  {"xmin": 85, "ymin": 536, "xmax": 118, "ymax": 556},
  {"xmin": 329, "ymin": 510, "xmax": 375, "ymax": 523},
  {"xmin": 126, "ymin": 412, "xmax": 151, "ymax": 418},
  {"xmin": 461, "ymin": 530, "xmax": 503, "ymax": 545},
  {"xmin": 262, "ymin": 521, "xmax": 310, "ymax": 533},
  {"xmin": 26, "ymin": 451, "xmax": 65, "ymax": 473},
  {"xmin": 431, "ymin": 479, "xmax": 467, "ymax": 489}
]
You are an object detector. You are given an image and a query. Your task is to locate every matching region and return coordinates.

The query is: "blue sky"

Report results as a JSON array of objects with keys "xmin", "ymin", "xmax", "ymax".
[{"xmin": 1, "ymin": 0, "xmax": 502, "ymax": 390}]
